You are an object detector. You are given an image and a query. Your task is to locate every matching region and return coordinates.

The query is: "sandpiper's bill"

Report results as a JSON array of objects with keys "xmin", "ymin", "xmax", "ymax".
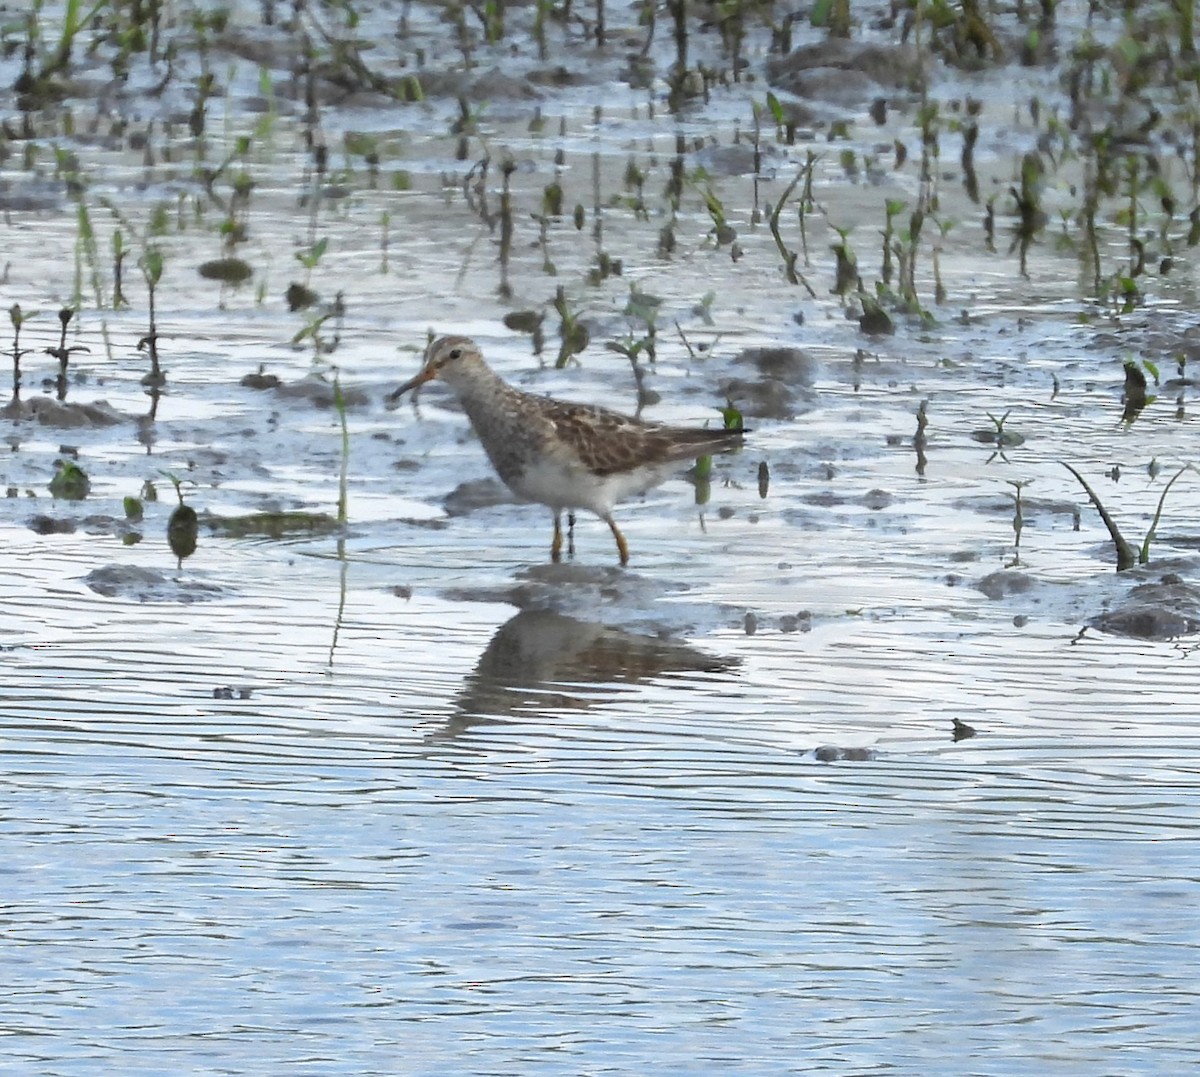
[{"xmin": 389, "ymin": 335, "xmax": 744, "ymax": 566}]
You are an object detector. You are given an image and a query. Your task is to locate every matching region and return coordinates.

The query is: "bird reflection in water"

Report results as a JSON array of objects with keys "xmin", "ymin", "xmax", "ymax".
[{"xmin": 429, "ymin": 609, "xmax": 738, "ymax": 740}]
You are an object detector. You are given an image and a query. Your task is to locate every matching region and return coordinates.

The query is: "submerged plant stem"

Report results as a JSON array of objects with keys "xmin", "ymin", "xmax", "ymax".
[
  {"xmin": 769, "ymin": 165, "xmax": 816, "ymax": 296},
  {"xmin": 1141, "ymin": 465, "xmax": 1191, "ymax": 564},
  {"xmin": 334, "ymin": 372, "xmax": 350, "ymax": 525},
  {"xmin": 1062, "ymin": 461, "xmax": 1136, "ymax": 571}
]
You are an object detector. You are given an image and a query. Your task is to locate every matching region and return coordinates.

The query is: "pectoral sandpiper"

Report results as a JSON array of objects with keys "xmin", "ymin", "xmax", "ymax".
[{"xmin": 388, "ymin": 335, "xmax": 744, "ymax": 566}]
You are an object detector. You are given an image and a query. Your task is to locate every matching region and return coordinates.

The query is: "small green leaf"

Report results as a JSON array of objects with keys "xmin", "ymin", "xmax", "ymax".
[
  {"xmin": 141, "ymin": 248, "xmax": 164, "ymax": 285},
  {"xmin": 49, "ymin": 460, "xmax": 90, "ymax": 500},
  {"xmin": 720, "ymin": 402, "xmax": 745, "ymax": 431}
]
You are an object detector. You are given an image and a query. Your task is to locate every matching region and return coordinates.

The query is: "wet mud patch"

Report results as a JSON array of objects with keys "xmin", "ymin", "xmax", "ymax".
[
  {"xmin": 973, "ymin": 560, "xmax": 1200, "ymax": 640},
  {"xmin": 720, "ymin": 346, "xmax": 819, "ymax": 420},
  {"xmin": 801, "ymin": 487, "xmax": 898, "ymax": 512},
  {"xmin": 84, "ymin": 564, "xmax": 228, "ymax": 603},
  {"xmin": 766, "ymin": 39, "xmax": 924, "ymax": 101},
  {"xmin": 813, "ymin": 745, "xmax": 879, "ymax": 762},
  {"xmin": 975, "ymin": 569, "xmax": 1038, "ymax": 601},
  {"xmin": 954, "ymin": 493, "xmax": 1083, "ymax": 530},
  {"xmin": 443, "ymin": 478, "xmax": 514, "ymax": 516},
  {"xmin": 1089, "ymin": 572, "xmax": 1200, "ymax": 640},
  {"xmin": 1, "ymin": 396, "xmax": 127, "ymax": 427},
  {"xmin": 270, "ymin": 375, "xmax": 371, "ymax": 409},
  {"xmin": 202, "ymin": 510, "xmax": 344, "ymax": 541},
  {"xmin": 28, "ymin": 512, "xmax": 140, "ymax": 541}
]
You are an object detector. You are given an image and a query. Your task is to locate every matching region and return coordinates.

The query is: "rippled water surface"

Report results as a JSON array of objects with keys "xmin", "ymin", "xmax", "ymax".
[
  {"xmin": 4, "ymin": 1, "xmax": 1200, "ymax": 1073},
  {"xmin": 7, "ymin": 583, "xmax": 1200, "ymax": 1075}
]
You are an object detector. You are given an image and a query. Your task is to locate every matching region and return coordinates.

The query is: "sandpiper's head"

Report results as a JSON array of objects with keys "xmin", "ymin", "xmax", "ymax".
[{"xmin": 388, "ymin": 335, "xmax": 484, "ymax": 403}]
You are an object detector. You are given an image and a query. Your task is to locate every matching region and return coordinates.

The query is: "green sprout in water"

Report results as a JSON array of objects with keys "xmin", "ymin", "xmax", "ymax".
[
  {"xmin": 720, "ymin": 400, "xmax": 746, "ymax": 432},
  {"xmin": 880, "ymin": 199, "xmax": 906, "ymax": 285},
  {"xmin": 139, "ymin": 247, "xmax": 166, "ymax": 394},
  {"xmin": 693, "ymin": 179, "xmax": 737, "ymax": 247},
  {"xmin": 1006, "ymin": 479, "xmax": 1032, "ymax": 567},
  {"xmin": 970, "ymin": 410, "xmax": 1025, "ymax": 464},
  {"xmin": 605, "ymin": 335, "xmax": 653, "ymax": 414},
  {"xmin": 553, "ymin": 287, "xmax": 589, "ymax": 369},
  {"xmin": 830, "ymin": 224, "xmax": 859, "ymax": 295},
  {"xmin": 45, "ymin": 307, "xmax": 89, "ymax": 403},
  {"xmin": 1121, "ymin": 357, "xmax": 1156, "ymax": 423},
  {"xmin": 8, "ymin": 303, "xmax": 38, "ymax": 400},
  {"xmin": 296, "ymin": 236, "xmax": 329, "ymax": 282},
  {"xmin": 769, "ymin": 163, "xmax": 816, "ymax": 296},
  {"xmin": 1063, "ymin": 462, "xmax": 1192, "ymax": 572}
]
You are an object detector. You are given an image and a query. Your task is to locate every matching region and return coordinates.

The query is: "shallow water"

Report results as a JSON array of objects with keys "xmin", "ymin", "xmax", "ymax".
[
  {"xmin": 6, "ymin": 582, "xmax": 1200, "ymax": 1075},
  {"xmin": 4, "ymin": 1, "xmax": 1200, "ymax": 1073}
]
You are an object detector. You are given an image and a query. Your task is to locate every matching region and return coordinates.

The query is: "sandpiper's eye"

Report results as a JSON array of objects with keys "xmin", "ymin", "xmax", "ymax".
[{"xmin": 448, "ymin": 347, "xmax": 462, "ymax": 360}]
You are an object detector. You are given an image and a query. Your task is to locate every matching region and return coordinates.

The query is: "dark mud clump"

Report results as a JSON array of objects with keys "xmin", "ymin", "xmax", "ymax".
[
  {"xmin": 1090, "ymin": 575, "xmax": 1200, "ymax": 640},
  {"xmin": 803, "ymin": 488, "xmax": 896, "ymax": 511},
  {"xmin": 28, "ymin": 514, "xmax": 77, "ymax": 535},
  {"xmin": 443, "ymin": 478, "xmax": 514, "ymax": 517},
  {"xmin": 975, "ymin": 570, "xmax": 1037, "ymax": 600},
  {"xmin": 202, "ymin": 510, "xmax": 343, "ymax": 539},
  {"xmin": 954, "ymin": 494, "xmax": 1081, "ymax": 528},
  {"xmin": 240, "ymin": 369, "xmax": 283, "ymax": 390},
  {"xmin": 813, "ymin": 745, "xmax": 878, "ymax": 762},
  {"xmin": 29, "ymin": 513, "xmax": 137, "ymax": 538},
  {"xmin": 85, "ymin": 565, "xmax": 227, "ymax": 603},
  {"xmin": 721, "ymin": 346, "xmax": 817, "ymax": 420},
  {"xmin": 766, "ymin": 40, "xmax": 923, "ymax": 113},
  {"xmin": 273, "ymin": 374, "xmax": 369, "ymax": 408},
  {"xmin": 2, "ymin": 396, "xmax": 126, "ymax": 427},
  {"xmin": 416, "ymin": 66, "xmax": 542, "ymax": 104}
]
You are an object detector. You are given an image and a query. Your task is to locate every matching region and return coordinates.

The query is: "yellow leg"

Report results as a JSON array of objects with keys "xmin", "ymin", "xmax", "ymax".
[
  {"xmin": 551, "ymin": 511, "xmax": 563, "ymax": 562},
  {"xmin": 605, "ymin": 514, "xmax": 629, "ymax": 567}
]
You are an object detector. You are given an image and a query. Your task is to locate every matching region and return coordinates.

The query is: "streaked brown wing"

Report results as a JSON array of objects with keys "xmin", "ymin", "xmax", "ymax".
[{"xmin": 539, "ymin": 399, "xmax": 742, "ymax": 477}]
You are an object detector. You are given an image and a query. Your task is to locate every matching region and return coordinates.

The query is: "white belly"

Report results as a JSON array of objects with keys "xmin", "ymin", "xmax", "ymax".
[{"xmin": 508, "ymin": 455, "xmax": 672, "ymax": 517}]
